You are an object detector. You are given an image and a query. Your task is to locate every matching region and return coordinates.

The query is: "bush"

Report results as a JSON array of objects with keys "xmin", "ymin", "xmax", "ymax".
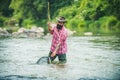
[
  {"xmin": 22, "ymin": 19, "xmax": 35, "ymax": 29},
  {"xmin": 0, "ymin": 16, "xmax": 7, "ymax": 27},
  {"xmin": 88, "ymin": 16, "xmax": 120, "ymax": 34}
]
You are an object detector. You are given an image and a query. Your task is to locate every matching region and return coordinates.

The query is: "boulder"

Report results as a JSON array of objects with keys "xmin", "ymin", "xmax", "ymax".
[
  {"xmin": 18, "ymin": 28, "xmax": 26, "ymax": 33},
  {"xmin": 0, "ymin": 28, "xmax": 10, "ymax": 37},
  {"xmin": 31, "ymin": 26, "xmax": 38, "ymax": 31},
  {"xmin": 12, "ymin": 32, "xmax": 27, "ymax": 38},
  {"xmin": 37, "ymin": 27, "xmax": 44, "ymax": 33},
  {"xmin": 0, "ymin": 28, "xmax": 9, "ymax": 34},
  {"xmin": 84, "ymin": 32, "xmax": 93, "ymax": 36},
  {"xmin": 31, "ymin": 26, "xmax": 44, "ymax": 33},
  {"xmin": 12, "ymin": 26, "xmax": 44, "ymax": 38}
]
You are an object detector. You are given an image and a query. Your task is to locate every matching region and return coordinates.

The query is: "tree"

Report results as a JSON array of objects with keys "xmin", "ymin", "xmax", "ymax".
[{"xmin": 0, "ymin": 0, "xmax": 13, "ymax": 27}]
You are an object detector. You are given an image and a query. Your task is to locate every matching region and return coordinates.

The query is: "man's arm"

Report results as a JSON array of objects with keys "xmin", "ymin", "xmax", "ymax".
[{"xmin": 51, "ymin": 42, "xmax": 60, "ymax": 57}]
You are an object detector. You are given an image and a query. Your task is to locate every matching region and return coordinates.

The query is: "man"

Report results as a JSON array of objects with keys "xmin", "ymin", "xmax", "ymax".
[{"xmin": 47, "ymin": 16, "xmax": 68, "ymax": 64}]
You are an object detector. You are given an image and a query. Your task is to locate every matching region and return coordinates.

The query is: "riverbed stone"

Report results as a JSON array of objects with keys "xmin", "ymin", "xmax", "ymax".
[
  {"xmin": 0, "ymin": 28, "xmax": 10, "ymax": 37},
  {"xmin": 18, "ymin": 28, "xmax": 26, "ymax": 33},
  {"xmin": 12, "ymin": 27, "xmax": 44, "ymax": 38},
  {"xmin": 84, "ymin": 32, "xmax": 93, "ymax": 36}
]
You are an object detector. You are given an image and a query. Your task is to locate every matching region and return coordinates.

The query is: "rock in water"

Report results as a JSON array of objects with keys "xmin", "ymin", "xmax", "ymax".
[{"xmin": 84, "ymin": 32, "xmax": 93, "ymax": 36}]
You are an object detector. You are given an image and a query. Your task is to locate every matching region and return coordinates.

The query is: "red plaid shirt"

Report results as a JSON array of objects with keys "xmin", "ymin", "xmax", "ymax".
[{"xmin": 50, "ymin": 24, "xmax": 68, "ymax": 54}]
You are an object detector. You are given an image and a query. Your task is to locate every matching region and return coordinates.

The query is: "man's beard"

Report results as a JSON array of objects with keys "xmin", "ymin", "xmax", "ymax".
[{"xmin": 57, "ymin": 24, "xmax": 63, "ymax": 30}]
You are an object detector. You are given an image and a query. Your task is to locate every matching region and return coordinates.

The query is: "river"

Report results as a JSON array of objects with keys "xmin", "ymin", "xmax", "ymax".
[{"xmin": 0, "ymin": 36, "xmax": 120, "ymax": 80}]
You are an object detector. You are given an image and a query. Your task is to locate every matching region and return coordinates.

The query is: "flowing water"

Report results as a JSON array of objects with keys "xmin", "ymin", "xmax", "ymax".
[{"xmin": 0, "ymin": 36, "xmax": 120, "ymax": 80}]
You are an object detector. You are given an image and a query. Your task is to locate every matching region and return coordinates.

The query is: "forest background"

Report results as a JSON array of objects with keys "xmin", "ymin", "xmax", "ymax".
[{"xmin": 0, "ymin": 0, "xmax": 120, "ymax": 35}]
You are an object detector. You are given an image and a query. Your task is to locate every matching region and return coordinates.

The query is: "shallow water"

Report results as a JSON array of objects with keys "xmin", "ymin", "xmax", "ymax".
[{"xmin": 0, "ymin": 36, "xmax": 120, "ymax": 80}]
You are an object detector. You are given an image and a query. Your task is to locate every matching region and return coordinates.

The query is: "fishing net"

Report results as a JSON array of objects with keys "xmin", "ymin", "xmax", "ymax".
[{"xmin": 36, "ymin": 56, "xmax": 51, "ymax": 64}]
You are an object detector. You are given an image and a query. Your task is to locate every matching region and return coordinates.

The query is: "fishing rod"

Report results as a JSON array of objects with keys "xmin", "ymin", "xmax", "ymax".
[
  {"xmin": 47, "ymin": 0, "xmax": 52, "ymax": 64},
  {"xmin": 47, "ymin": 1, "xmax": 51, "ymax": 21}
]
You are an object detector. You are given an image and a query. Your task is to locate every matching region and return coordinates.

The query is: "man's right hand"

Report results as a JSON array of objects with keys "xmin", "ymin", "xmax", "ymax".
[
  {"xmin": 47, "ymin": 22, "xmax": 52, "ymax": 30},
  {"xmin": 51, "ymin": 52, "xmax": 56, "ymax": 57},
  {"xmin": 47, "ymin": 22, "xmax": 50, "ymax": 25}
]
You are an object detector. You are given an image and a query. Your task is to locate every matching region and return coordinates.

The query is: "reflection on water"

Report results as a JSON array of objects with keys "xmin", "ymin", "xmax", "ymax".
[
  {"xmin": 0, "ymin": 36, "xmax": 120, "ymax": 80},
  {"xmin": 90, "ymin": 36, "xmax": 120, "ymax": 50}
]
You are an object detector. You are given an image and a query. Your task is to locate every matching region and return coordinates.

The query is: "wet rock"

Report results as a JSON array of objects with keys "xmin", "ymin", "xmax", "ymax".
[
  {"xmin": 18, "ymin": 28, "xmax": 26, "ymax": 33},
  {"xmin": 0, "ymin": 75, "xmax": 47, "ymax": 80},
  {"xmin": 0, "ymin": 28, "xmax": 10, "ymax": 37},
  {"xmin": 12, "ymin": 27, "xmax": 44, "ymax": 38},
  {"xmin": 31, "ymin": 26, "xmax": 44, "ymax": 33},
  {"xmin": 0, "ymin": 28, "xmax": 9, "ymax": 34},
  {"xmin": 36, "ymin": 32, "xmax": 44, "ymax": 37},
  {"xmin": 84, "ymin": 32, "xmax": 93, "ymax": 36},
  {"xmin": 78, "ymin": 77, "xmax": 112, "ymax": 80},
  {"xmin": 12, "ymin": 32, "xmax": 28, "ymax": 38}
]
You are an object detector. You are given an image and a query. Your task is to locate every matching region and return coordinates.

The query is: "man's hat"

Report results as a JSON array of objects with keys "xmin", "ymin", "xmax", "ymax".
[{"xmin": 56, "ymin": 16, "xmax": 67, "ymax": 23}]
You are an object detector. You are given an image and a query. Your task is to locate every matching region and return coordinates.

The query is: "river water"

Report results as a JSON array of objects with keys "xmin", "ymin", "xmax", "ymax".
[{"xmin": 0, "ymin": 36, "xmax": 120, "ymax": 80}]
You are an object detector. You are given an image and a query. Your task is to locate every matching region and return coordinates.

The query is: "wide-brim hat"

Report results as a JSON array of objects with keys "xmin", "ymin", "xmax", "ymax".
[{"xmin": 56, "ymin": 16, "xmax": 67, "ymax": 23}]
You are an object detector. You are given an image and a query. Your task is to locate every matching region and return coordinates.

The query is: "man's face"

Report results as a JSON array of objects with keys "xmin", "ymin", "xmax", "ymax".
[
  {"xmin": 57, "ymin": 21, "xmax": 64, "ymax": 30},
  {"xmin": 58, "ymin": 21, "xmax": 64, "ymax": 26}
]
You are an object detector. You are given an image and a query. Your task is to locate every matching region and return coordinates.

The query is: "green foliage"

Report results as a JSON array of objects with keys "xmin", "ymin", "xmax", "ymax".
[
  {"xmin": 22, "ymin": 19, "xmax": 35, "ymax": 29},
  {"xmin": 0, "ymin": 0, "xmax": 13, "ymax": 17},
  {"xmin": 0, "ymin": 16, "xmax": 7, "ymax": 27},
  {"xmin": 0, "ymin": 0, "xmax": 13, "ymax": 27},
  {"xmin": 87, "ymin": 16, "xmax": 120, "ymax": 34},
  {"xmin": 55, "ymin": 0, "xmax": 120, "ymax": 35},
  {"xmin": 9, "ymin": 0, "xmax": 48, "ymax": 27},
  {"xmin": 106, "ymin": 0, "xmax": 120, "ymax": 20},
  {"xmin": 0, "ymin": 0, "xmax": 120, "ymax": 34}
]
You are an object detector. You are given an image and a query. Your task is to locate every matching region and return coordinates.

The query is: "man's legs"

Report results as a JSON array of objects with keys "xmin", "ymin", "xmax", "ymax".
[
  {"xmin": 58, "ymin": 53, "xmax": 67, "ymax": 64},
  {"xmin": 47, "ymin": 51, "xmax": 57, "ymax": 64}
]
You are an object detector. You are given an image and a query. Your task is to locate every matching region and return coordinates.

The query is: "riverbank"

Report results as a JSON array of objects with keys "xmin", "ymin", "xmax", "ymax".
[
  {"xmin": 0, "ymin": 26, "xmax": 44, "ymax": 38},
  {"xmin": 1, "ymin": 27, "xmax": 120, "ymax": 38},
  {"xmin": 0, "ymin": 26, "xmax": 77, "ymax": 38}
]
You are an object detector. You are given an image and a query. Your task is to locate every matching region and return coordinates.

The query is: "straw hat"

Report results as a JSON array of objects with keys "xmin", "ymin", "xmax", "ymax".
[{"xmin": 56, "ymin": 16, "xmax": 67, "ymax": 23}]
